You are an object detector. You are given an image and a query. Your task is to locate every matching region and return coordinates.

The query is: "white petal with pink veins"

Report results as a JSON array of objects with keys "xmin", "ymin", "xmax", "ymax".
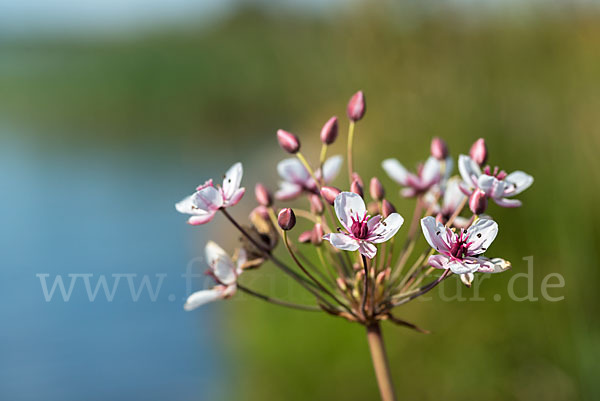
[
  {"xmin": 193, "ymin": 186, "xmax": 224, "ymax": 211},
  {"xmin": 421, "ymin": 156, "xmax": 441, "ymax": 186},
  {"xmin": 334, "ymin": 192, "xmax": 367, "ymax": 231},
  {"xmin": 321, "ymin": 155, "xmax": 343, "ymax": 183},
  {"xmin": 358, "ymin": 241, "xmax": 377, "ymax": 259},
  {"xmin": 458, "ymin": 154, "xmax": 482, "ymax": 188},
  {"xmin": 504, "ymin": 171, "xmax": 534, "ymax": 196},
  {"xmin": 222, "ymin": 162, "xmax": 243, "ymax": 201},
  {"xmin": 275, "ymin": 181, "xmax": 303, "ymax": 200},
  {"xmin": 188, "ymin": 212, "xmax": 216, "ymax": 225},
  {"xmin": 184, "ymin": 287, "xmax": 225, "ymax": 311},
  {"xmin": 466, "ymin": 218, "xmax": 498, "ymax": 254},
  {"xmin": 323, "ymin": 233, "xmax": 360, "ymax": 252},
  {"xmin": 382, "ymin": 158, "xmax": 409, "ymax": 186},
  {"xmin": 420, "ymin": 216, "xmax": 451, "ymax": 253},
  {"xmin": 370, "ymin": 213, "xmax": 404, "ymax": 243},
  {"xmin": 493, "ymin": 197, "xmax": 522, "ymax": 208},
  {"xmin": 205, "ymin": 241, "xmax": 236, "ymax": 285},
  {"xmin": 277, "ymin": 158, "xmax": 311, "ymax": 185}
]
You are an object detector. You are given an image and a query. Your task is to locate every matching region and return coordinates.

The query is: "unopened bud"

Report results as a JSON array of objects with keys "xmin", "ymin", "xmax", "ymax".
[
  {"xmin": 430, "ymin": 137, "xmax": 449, "ymax": 160},
  {"xmin": 347, "ymin": 90, "xmax": 366, "ymax": 122},
  {"xmin": 309, "ymin": 194, "xmax": 324, "ymax": 215},
  {"xmin": 336, "ymin": 277, "xmax": 348, "ymax": 292},
  {"xmin": 351, "ymin": 172, "xmax": 364, "ymax": 187},
  {"xmin": 351, "ymin": 179, "xmax": 364, "ymax": 198},
  {"xmin": 320, "ymin": 186, "xmax": 341, "ymax": 205},
  {"xmin": 277, "ymin": 129, "xmax": 300, "ymax": 154},
  {"xmin": 381, "ymin": 199, "xmax": 396, "ymax": 218},
  {"xmin": 367, "ymin": 201, "xmax": 379, "ymax": 215},
  {"xmin": 369, "ymin": 177, "xmax": 385, "ymax": 201},
  {"xmin": 468, "ymin": 189, "xmax": 488, "ymax": 215},
  {"xmin": 250, "ymin": 205, "xmax": 270, "ymax": 220},
  {"xmin": 298, "ymin": 230, "xmax": 312, "ymax": 243},
  {"xmin": 311, "ymin": 223, "xmax": 324, "ymax": 245},
  {"xmin": 320, "ymin": 116, "xmax": 339, "ymax": 145},
  {"xmin": 277, "ymin": 208, "xmax": 296, "ymax": 230},
  {"xmin": 469, "ymin": 138, "xmax": 488, "ymax": 166},
  {"xmin": 254, "ymin": 183, "xmax": 272, "ymax": 207}
]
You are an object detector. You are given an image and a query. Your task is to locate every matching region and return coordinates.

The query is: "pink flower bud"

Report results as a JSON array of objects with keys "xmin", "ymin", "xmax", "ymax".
[
  {"xmin": 320, "ymin": 186, "xmax": 341, "ymax": 205},
  {"xmin": 277, "ymin": 208, "xmax": 296, "ymax": 230},
  {"xmin": 381, "ymin": 199, "xmax": 396, "ymax": 218},
  {"xmin": 347, "ymin": 90, "xmax": 366, "ymax": 122},
  {"xmin": 469, "ymin": 138, "xmax": 488, "ymax": 166},
  {"xmin": 250, "ymin": 205, "xmax": 270, "ymax": 220},
  {"xmin": 298, "ymin": 230, "xmax": 312, "ymax": 243},
  {"xmin": 468, "ymin": 189, "xmax": 488, "ymax": 215},
  {"xmin": 369, "ymin": 177, "xmax": 385, "ymax": 201},
  {"xmin": 336, "ymin": 277, "xmax": 347, "ymax": 291},
  {"xmin": 320, "ymin": 116, "xmax": 339, "ymax": 145},
  {"xmin": 311, "ymin": 223, "xmax": 324, "ymax": 245},
  {"xmin": 351, "ymin": 179, "xmax": 364, "ymax": 198},
  {"xmin": 254, "ymin": 183, "xmax": 272, "ymax": 207},
  {"xmin": 351, "ymin": 172, "xmax": 363, "ymax": 187},
  {"xmin": 309, "ymin": 193, "xmax": 324, "ymax": 215},
  {"xmin": 277, "ymin": 129, "xmax": 300, "ymax": 154},
  {"xmin": 430, "ymin": 137, "xmax": 449, "ymax": 160}
]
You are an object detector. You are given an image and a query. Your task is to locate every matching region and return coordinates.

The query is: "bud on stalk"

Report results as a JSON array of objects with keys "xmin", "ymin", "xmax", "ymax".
[
  {"xmin": 430, "ymin": 137, "xmax": 449, "ymax": 160},
  {"xmin": 468, "ymin": 189, "xmax": 488, "ymax": 215},
  {"xmin": 320, "ymin": 116, "xmax": 339, "ymax": 145},
  {"xmin": 369, "ymin": 177, "xmax": 385, "ymax": 201},
  {"xmin": 347, "ymin": 91, "xmax": 366, "ymax": 122},
  {"xmin": 278, "ymin": 208, "xmax": 296, "ymax": 230},
  {"xmin": 351, "ymin": 179, "xmax": 364, "ymax": 198},
  {"xmin": 309, "ymin": 194, "xmax": 324, "ymax": 215},
  {"xmin": 298, "ymin": 230, "xmax": 312, "ymax": 243},
  {"xmin": 277, "ymin": 129, "xmax": 300, "ymax": 154},
  {"xmin": 381, "ymin": 199, "xmax": 396, "ymax": 218},
  {"xmin": 311, "ymin": 223, "xmax": 324, "ymax": 245},
  {"xmin": 320, "ymin": 186, "xmax": 341, "ymax": 205},
  {"xmin": 254, "ymin": 183, "xmax": 272, "ymax": 207},
  {"xmin": 469, "ymin": 138, "xmax": 488, "ymax": 166}
]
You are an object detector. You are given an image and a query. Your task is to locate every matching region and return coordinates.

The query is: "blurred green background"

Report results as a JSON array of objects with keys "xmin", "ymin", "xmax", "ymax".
[{"xmin": 2, "ymin": 1, "xmax": 599, "ymax": 400}]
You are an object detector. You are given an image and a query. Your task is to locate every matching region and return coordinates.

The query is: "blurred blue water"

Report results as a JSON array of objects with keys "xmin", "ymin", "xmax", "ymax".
[{"xmin": 0, "ymin": 132, "xmax": 224, "ymax": 401}]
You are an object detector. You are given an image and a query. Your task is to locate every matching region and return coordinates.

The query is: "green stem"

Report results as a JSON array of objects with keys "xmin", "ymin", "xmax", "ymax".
[
  {"xmin": 347, "ymin": 121, "xmax": 356, "ymax": 184},
  {"xmin": 366, "ymin": 322, "xmax": 397, "ymax": 401}
]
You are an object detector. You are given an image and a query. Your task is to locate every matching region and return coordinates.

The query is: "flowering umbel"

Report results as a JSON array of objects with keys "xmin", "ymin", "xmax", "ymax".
[{"xmin": 173, "ymin": 92, "xmax": 533, "ymax": 401}]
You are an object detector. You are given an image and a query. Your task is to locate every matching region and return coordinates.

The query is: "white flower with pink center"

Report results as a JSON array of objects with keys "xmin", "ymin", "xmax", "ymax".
[
  {"xmin": 323, "ymin": 192, "xmax": 404, "ymax": 259},
  {"xmin": 382, "ymin": 156, "xmax": 443, "ymax": 197},
  {"xmin": 175, "ymin": 162, "xmax": 245, "ymax": 225},
  {"xmin": 458, "ymin": 155, "xmax": 533, "ymax": 208},
  {"xmin": 421, "ymin": 216, "xmax": 509, "ymax": 286},
  {"xmin": 275, "ymin": 155, "xmax": 343, "ymax": 201},
  {"xmin": 184, "ymin": 241, "xmax": 246, "ymax": 310}
]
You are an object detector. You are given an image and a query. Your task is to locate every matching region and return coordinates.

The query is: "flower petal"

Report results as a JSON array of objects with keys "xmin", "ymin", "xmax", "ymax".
[
  {"xmin": 334, "ymin": 192, "xmax": 367, "ymax": 230},
  {"xmin": 193, "ymin": 186, "xmax": 224, "ymax": 211},
  {"xmin": 477, "ymin": 175, "xmax": 496, "ymax": 196},
  {"xmin": 277, "ymin": 158, "xmax": 310, "ymax": 185},
  {"xmin": 442, "ymin": 177, "xmax": 467, "ymax": 215},
  {"xmin": 275, "ymin": 182, "xmax": 303, "ymax": 201},
  {"xmin": 448, "ymin": 260, "xmax": 479, "ymax": 275},
  {"xmin": 188, "ymin": 212, "xmax": 216, "ymax": 225},
  {"xmin": 205, "ymin": 241, "xmax": 236, "ymax": 285},
  {"xmin": 226, "ymin": 187, "xmax": 245, "ymax": 207},
  {"xmin": 421, "ymin": 156, "xmax": 441, "ymax": 187},
  {"xmin": 183, "ymin": 287, "xmax": 225, "ymax": 311},
  {"xmin": 428, "ymin": 254, "xmax": 451, "ymax": 269},
  {"xmin": 222, "ymin": 162, "xmax": 243, "ymax": 201},
  {"xmin": 382, "ymin": 158, "xmax": 409, "ymax": 186},
  {"xmin": 458, "ymin": 154, "xmax": 481, "ymax": 188},
  {"xmin": 322, "ymin": 155, "xmax": 343, "ymax": 184},
  {"xmin": 370, "ymin": 213, "xmax": 404, "ymax": 243},
  {"xmin": 323, "ymin": 233, "xmax": 360, "ymax": 252},
  {"xmin": 466, "ymin": 218, "xmax": 498, "ymax": 255},
  {"xmin": 358, "ymin": 241, "xmax": 377, "ymax": 259},
  {"xmin": 420, "ymin": 216, "xmax": 451, "ymax": 253},
  {"xmin": 504, "ymin": 171, "xmax": 534, "ymax": 196},
  {"xmin": 175, "ymin": 194, "xmax": 196, "ymax": 215},
  {"xmin": 493, "ymin": 197, "xmax": 522, "ymax": 208}
]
